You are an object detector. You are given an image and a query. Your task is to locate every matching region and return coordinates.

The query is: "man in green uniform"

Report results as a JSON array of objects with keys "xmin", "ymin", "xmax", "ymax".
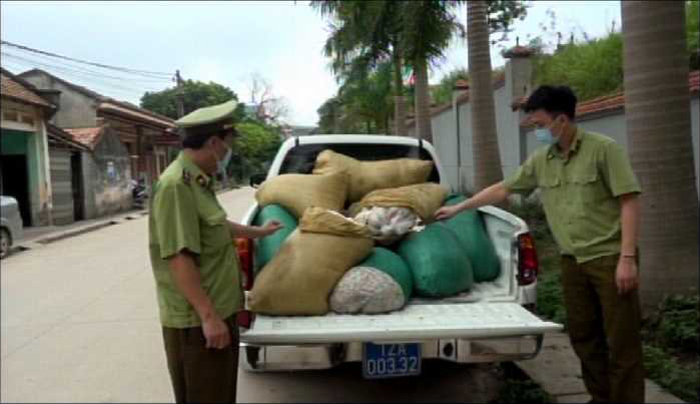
[
  {"xmin": 435, "ymin": 86, "xmax": 645, "ymax": 403},
  {"xmin": 149, "ymin": 100, "xmax": 282, "ymax": 403}
]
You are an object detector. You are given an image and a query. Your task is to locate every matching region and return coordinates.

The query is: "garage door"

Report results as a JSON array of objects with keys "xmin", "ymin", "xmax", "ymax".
[{"xmin": 49, "ymin": 149, "xmax": 74, "ymax": 225}]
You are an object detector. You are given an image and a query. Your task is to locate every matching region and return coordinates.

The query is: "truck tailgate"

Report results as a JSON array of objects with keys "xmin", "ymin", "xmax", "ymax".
[{"xmin": 241, "ymin": 303, "xmax": 562, "ymax": 344}]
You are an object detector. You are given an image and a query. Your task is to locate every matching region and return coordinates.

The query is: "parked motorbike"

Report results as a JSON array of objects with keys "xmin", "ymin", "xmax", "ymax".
[{"xmin": 131, "ymin": 179, "xmax": 149, "ymax": 210}]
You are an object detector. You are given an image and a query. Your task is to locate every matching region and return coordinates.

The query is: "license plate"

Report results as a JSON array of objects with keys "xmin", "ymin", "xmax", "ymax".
[{"xmin": 362, "ymin": 343, "xmax": 421, "ymax": 379}]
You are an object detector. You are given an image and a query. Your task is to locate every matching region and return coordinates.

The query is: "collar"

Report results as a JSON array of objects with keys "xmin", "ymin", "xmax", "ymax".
[
  {"xmin": 547, "ymin": 127, "xmax": 584, "ymax": 160},
  {"xmin": 178, "ymin": 151, "xmax": 213, "ymax": 189}
]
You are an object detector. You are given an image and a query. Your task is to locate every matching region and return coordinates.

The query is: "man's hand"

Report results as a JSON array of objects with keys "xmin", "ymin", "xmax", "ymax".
[
  {"xmin": 202, "ymin": 316, "xmax": 231, "ymax": 349},
  {"xmin": 260, "ymin": 220, "xmax": 284, "ymax": 237},
  {"xmin": 616, "ymin": 257, "xmax": 639, "ymax": 295},
  {"xmin": 434, "ymin": 205, "xmax": 461, "ymax": 221}
]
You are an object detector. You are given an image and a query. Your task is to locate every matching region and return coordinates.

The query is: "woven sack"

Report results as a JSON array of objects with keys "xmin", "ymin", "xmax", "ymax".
[
  {"xmin": 312, "ymin": 150, "xmax": 432, "ymax": 202},
  {"xmin": 255, "ymin": 172, "xmax": 348, "ymax": 219}
]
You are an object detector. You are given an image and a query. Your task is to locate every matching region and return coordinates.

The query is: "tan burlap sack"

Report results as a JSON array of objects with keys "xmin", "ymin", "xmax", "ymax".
[
  {"xmin": 255, "ymin": 172, "xmax": 348, "ymax": 218},
  {"xmin": 349, "ymin": 183, "xmax": 448, "ymax": 221},
  {"xmin": 312, "ymin": 150, "xmax": 433, "ymax": 202},
  {"xmin": 299, "ymin": 207, "xmax": 372, "ymax": 238},
  {"xmin": 248, "ymin": 212, "xmax": 374, "ymax": 316}
]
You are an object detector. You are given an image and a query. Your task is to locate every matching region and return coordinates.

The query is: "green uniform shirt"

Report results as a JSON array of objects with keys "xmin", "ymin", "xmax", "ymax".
[
  {"xmin": 148, "ymin": 152, "xmax": 242, "ymax": 328},
  {"xmin": 503, "ymin": 128, "xmax": 641, "ymax": 264}
]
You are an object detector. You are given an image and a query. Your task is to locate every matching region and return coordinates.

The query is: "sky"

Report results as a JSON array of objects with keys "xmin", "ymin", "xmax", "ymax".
[{"xmin": 1, "ymin": 1, "xmax": 621, "ymax": 126}]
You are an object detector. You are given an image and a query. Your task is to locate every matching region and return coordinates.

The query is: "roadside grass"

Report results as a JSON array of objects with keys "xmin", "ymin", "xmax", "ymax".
[{"xmin": 505, "ymin": 199, "xmax": 699, "ymax": 403}]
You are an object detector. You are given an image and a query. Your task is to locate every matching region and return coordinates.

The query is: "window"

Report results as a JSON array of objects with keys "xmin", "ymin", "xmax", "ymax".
[
  {"xmin": 2, "ymin": 110, "xmax": 19, "ymax": 122},
  {"xmin": 20, "ymin": 114, "xmax": 35, "ymax": 125},
  {"xmin": 279, "ymin": 143, "xmax": 440, "ymax": 183}
]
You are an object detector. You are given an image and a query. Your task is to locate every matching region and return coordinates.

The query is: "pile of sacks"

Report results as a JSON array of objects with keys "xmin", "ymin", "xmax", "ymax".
[{"xmin": 248, "ymin": 150, "xmax": 501, "ymax": 316}]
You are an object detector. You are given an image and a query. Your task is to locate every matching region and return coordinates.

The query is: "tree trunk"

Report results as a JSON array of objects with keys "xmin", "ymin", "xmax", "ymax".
[
  {"xmin": 467, "ymin": 0, "xmax": 503, "ymax": 192},
  {"xmin": 621, "ymin": 1, "xmax": 699, "ymax": 312},
  {"xmin": 413, "ymin": 56, "xmax": 433, "ymax": 143},
  {"xmin": 392, "ymin": 47, "xmax": 408, "ymax": 136}
]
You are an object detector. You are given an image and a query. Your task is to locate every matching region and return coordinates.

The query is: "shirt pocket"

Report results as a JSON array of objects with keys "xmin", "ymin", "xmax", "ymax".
[
  {"xmin": 538, "ymin": 175, "xmax": 561, "ymax": 206},
  {"xmin": 568, "ymin": 167, "xmax": 608, "ymax": 204}
]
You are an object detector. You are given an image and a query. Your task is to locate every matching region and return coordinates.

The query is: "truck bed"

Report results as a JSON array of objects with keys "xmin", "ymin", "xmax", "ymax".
[{"xmin": 241, "ymin": 203, "xmax": 551, "ymax": 345}]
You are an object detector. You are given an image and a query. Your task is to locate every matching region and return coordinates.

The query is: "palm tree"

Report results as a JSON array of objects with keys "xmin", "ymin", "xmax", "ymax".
[
  {"xmin": 621, "ymin": 1, "xmax": 699, "ymax": 311},
  {"xmin": 467, "ymin": 0, "xmax": 503, "ymax": 192},
  {"xmin": 312, "ymin": 0, "xmax": 409, "ymax": 136},
  {"xmin": 399, "ymin": 1, "xmax": 462, "ymax": 144}
]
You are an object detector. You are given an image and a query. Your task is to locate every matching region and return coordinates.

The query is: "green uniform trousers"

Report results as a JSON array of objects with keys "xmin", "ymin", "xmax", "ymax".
[
  {"xmin": 561, "ymin": 254, "xmax": 645, "ymax": 403},
  {"xmin": 162, "ymin": 316, "xmax": 239, "ymax": 403}
]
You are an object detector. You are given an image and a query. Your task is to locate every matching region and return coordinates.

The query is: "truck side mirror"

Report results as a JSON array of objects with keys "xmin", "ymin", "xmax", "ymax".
[{"xmin": 249, "ymin": 173, "xmax": 266, "ymax": 189}]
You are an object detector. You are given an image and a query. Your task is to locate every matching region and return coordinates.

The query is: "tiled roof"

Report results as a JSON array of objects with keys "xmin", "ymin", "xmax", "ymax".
[
  {"xmin": 64, "ymin": 126, "xmax": 104, "ymax": 150},
  {"xmin": 514, "ymin": 70, "xmax": 699, "ymax": 126},
  {"xmin": 47, "ymin": 123, "xmax": 90, "ymax": 151},
  {"xmin": 503, "ymin": 45, "xmax": 535, "ymax": 59},
  {"xmin": 99, "ymin": 101, "xmax": 175, "ymax": 128},
  {"xmin": 0, "ymin": 67, "xmax": 53, "ymax": 108}
]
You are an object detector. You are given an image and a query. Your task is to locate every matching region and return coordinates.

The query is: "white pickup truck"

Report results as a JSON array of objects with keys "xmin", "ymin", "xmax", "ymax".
[{"xmin": 235, "ymin": 135, "xmax": 561, "ymax": 379}]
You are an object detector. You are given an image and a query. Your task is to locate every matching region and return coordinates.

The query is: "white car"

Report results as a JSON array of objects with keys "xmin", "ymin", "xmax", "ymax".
[{"xmin": 1, "ymin": 196, "xmax": 24, "ymax": 259}]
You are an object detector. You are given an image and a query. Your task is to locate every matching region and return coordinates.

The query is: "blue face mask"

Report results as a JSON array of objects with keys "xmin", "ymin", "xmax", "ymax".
[
  {"xmin": 217, "ymin": 146, "xmax": 232, "ymax": 174},
  {"xmin": 535, "ymin": 127, "xmax": 557, "ymax": 145},
  {"xmin": 535, "ymin": 117, "xmax": 562, "ymax": 145}
]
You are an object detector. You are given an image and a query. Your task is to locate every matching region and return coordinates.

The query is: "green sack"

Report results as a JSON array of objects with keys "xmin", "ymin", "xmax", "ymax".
[
  {"xmin": 397, "ymin": 222, "xmax": 474, "ymax": 297},
  {"xmin": 253, "ymin": 204, "xmax": 297, "ymax": 270},
  {"xmin": 360, "ymin": 247, "xmax": 413, "ymax": 300},
  {"xmin": 443, "ymin": 194, "xmax": 501, "ymax": 282}
]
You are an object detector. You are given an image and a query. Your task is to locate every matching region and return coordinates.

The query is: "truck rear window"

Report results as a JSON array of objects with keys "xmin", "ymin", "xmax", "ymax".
[{"xmin": 279, "ymin": 143, "xmax": 440, "ymax": 183}]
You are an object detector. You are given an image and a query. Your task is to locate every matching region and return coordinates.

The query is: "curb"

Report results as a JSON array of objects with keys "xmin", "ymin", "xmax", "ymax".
[{"xmin": 14, "ymin": 210, "xmax": 149, "ymax": 252}]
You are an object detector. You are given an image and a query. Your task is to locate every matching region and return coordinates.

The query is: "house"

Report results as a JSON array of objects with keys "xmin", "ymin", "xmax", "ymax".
[
  {"xmin": 17, "ymin": 69, "xmax": 180, "ymax": 187},
  {"xmin": 45, "ymin": 123, "xmax": 91, "ymax": 225},
  {"xmin": 1, "ymin": 67, "xmax": 56, "ymax": 227},
  {"xmin": 63, "ymin": 124, "xmax": 133, "ymax": 220}
]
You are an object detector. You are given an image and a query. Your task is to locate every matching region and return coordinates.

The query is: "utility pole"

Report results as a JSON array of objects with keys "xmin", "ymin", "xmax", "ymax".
[{"xmin": 175, "ymin": 70, "xmax": 184, "ymax": 118}]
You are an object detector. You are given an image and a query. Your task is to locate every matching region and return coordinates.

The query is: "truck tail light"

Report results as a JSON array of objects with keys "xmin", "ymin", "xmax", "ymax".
[
  {"xmin": 517, "ymin": 233, "xmax": 538, "ymax": 286},
  {"xmin": 235, "ymin": 237, "xmax": 255, "ymax": 290}
]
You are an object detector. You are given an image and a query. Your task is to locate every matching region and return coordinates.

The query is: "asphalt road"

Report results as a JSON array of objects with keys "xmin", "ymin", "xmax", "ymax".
[{"xmin": 1, "ymin": 187, "xmax": 501, "ymax": 403}]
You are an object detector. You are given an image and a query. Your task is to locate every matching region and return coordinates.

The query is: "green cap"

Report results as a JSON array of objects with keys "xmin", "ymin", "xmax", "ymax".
[{"xmin": 175, "ymin": 100, "xmax": 238, "ymax": 137}]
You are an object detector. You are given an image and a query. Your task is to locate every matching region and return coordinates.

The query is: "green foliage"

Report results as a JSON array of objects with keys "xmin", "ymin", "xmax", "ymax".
[
  {"xmin": 533, "ymin": 32, "xmax": 624, "ymax": 102},
  {"xmin": 317, "ymin": 61, "xmax": 394, "ymax": 133},
  {"xmin": 313, "ymin": 0, "xmax": 528, "ymax": 131},
  {"xmin": 431, "ymin": 68, "xmax": 469, "ymax": 105},
  {"xmin": 643, "ymin": 344, "xmax": 699, "ymax": 403},
  {"xmin": 644, "ymin": 294, "xmax": 699, "ymax": 353},
  {"xmin": 140, "ymin": 80, "xmax": 241, "ymax": 119},
  {"xmin": 228, "ymin": 122, "xmax": 281, "ymax": 180},
  {"xmin": 492, "ymin": 379, "xmax": 553, "ymax": 404},
  {"xmin": 486, "ymin": 0, "xmax": 529, "ymax": 35}
]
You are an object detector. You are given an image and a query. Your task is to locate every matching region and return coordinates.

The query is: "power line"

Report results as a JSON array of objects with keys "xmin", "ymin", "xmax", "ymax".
[
  {"xmin": 1, "ymin": 52, "xmax": 166, "ymax": 94},
  {"xmin": 1, "ymin": 60, "xmax": 165, "ymax": 102},
  {"xmin": 1, "ymin": 51, "xmax": 173, "ymax": 84},
  {"xmin": 1, "ymin": 40, "xmax": 173, "ymax": 79}
]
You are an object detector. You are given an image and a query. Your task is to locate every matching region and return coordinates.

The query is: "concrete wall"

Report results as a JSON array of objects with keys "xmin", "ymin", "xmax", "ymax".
[
  {"xmin": 82, "ymin": 129, "xmax": 132, "ymax": 219},
  {"xmin": 419, "ymin": 62, "xmax": 699, "ymax": 198},
  {"xmin": 19, "ymin": 71, "xmax": 99, "ymax": 128}
]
